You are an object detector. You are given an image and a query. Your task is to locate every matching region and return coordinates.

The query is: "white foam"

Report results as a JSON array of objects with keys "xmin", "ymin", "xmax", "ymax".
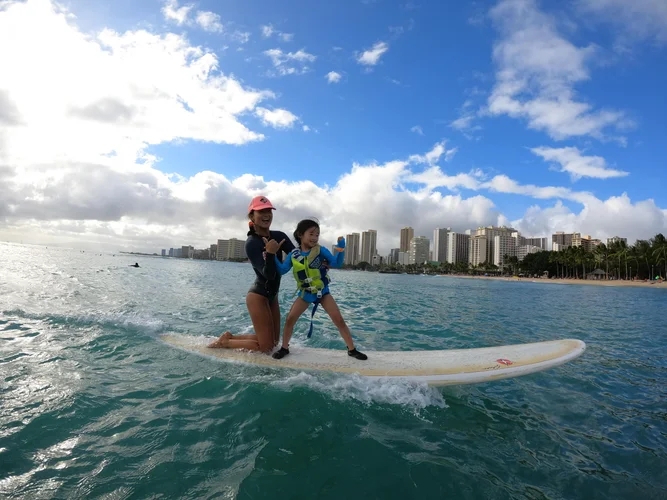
[{"xmin": 267, "ymin": 371, "xmax": 448, "ymax": 410}]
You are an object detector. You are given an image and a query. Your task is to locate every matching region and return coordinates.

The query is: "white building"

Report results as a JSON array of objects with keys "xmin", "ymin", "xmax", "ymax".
[
  {"xmin": 469, "ymin": 235, "xmax": 488, "ymax": 267},
  {"xmin": 409, "ymin": 236, "xmax": 430, "ymax": 265},
  {"xmin": 398, "ymin": 251, "xmax": 409, "ymax": 265},
  {"xmin": 607, "ymin": 236, "xmax": 627, "ymax": 247},
  {"xmin": 217, "ymin": 239, "xmax": 246, "ymax": 260},
  {"xmin": 517, "ymin": 245, "xmax": 541, "ymax": 261},
  {"xmin": 494, "ymin": 233, "xmax": 517, "ymax": 269}
]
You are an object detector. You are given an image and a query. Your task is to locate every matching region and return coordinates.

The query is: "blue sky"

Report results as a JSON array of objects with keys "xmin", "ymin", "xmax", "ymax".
[{"xmin": 0, "ymin": 0, "xmax": 666, "ymax": 252}]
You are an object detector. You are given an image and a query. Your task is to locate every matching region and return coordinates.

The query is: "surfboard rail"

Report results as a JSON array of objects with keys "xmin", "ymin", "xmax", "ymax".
[{"xmin": 160, "ymin": 334, "xmax": 586, "ymax": 386}]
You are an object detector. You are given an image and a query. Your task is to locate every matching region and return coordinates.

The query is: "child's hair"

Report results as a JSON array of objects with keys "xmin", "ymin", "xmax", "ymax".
[
  {"xmin": 293, "ymin": 218, "xmax": 320, "ymax": 245},
  {"xmin": 247, "ymin": 211, "xmax": 256, "ymax": 236}
]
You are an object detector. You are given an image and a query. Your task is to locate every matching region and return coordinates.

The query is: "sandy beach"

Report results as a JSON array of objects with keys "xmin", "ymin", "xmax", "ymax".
[{"xmin": 441, "ymin": 274, "xmax": 667, "ymax": 289}]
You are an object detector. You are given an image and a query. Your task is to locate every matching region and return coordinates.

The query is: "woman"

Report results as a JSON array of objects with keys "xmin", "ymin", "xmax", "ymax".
[{"xmin": 208, "ymin": 195, "xmax": 295, "ymax": 352}]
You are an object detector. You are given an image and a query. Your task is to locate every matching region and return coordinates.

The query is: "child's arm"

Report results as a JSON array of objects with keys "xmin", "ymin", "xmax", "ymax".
[
  {"xmin": 274, "ymin": 252, "xmax": 294, "ymax": 275},
  {"xmin": 321, "ymin": 237, "xmax": 345, "ymax": 268}
]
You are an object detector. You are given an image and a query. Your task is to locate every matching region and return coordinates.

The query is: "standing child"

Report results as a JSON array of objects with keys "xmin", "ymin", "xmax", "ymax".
[{"xmin": 272, "ymin": 218, "xmax": 367, "ymax": 361}]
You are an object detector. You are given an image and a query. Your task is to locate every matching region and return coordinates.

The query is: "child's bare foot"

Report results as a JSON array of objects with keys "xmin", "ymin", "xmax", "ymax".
[
  {"xmin": 207, "ymin": 336, "xmax": 229, "ymax": 348},
  {"xmin": 222, "ymin": 331, "xmax": 233, "ymax": 339}
]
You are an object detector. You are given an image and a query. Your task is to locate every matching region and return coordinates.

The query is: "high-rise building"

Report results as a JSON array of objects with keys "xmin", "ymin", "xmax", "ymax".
[
  {"xmin": 433, "ymin": 228, "xmax": 450, "ymax": 263},
  {"xmin": 469, "ymin": 235, "xmax": 488, "ymax": 266},
  {"xmin": 409, "ymin": 236, "xmax": 430, "ymax": 265},
  {"xmin": 494, "ymin": 234, "xmax": 517, "ymax": 269},
  {"xmin": 217, "ymin": 239, "xmax": 246, "ymax": 260},
  {"xmin": 210, "ymin": 244, "xmax": 217, "ymax": 260},
  {"xmin": 525, "ymin": 237, "xmax": 548, "ymax": 250},
  {"xmin": 361, "ymin": 230, "xmax": 377, "ymax": 264},
  {"xmin": 552, "ymin": 232, "xmax": 575, "ymax": 250},
  {"xmin": 161, "ymin": 249, "xmax": 166, "ymax": 257},
  {"xmin": 400, "ymin": 227, "xmax": 414, "ymax": 253},
  {"xmin": 345, "ymin": 233, "xmax": 360, "ymax": 265},
  {"xmin": 387, "ymin": 248, "xmax": 399, "ymax": 265},
  {"xmin": 471, "ymin": 226, "xmax": 516, "ymax": 266},
  {"xmin": 517, "ymin": 245, "xmax": 541, "ymax": 261},
  {"xmin": 168, "ymin": 248, "xmax": 174, "ymax": 257},
  {"xmin": 447, "ymin": 233, "xmax": 470, "ymax": 264},
  {"xmin": 607, "ymin": 236, "xmax": 627, "ymax": 247},
  {"xmin": 572, "ymin": 233, "xmax": 601, "ymax": 252}
]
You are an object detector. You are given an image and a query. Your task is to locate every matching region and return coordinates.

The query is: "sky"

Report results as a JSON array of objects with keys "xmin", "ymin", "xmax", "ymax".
[{"xmin": 1, "ymin": 0, "xmax": 666, "ymax": 254}]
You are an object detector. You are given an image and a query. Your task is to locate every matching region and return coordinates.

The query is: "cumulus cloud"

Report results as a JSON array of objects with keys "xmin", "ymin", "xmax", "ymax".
[
  {"xmin": 255, "ymin": 107, "xmax": 299, "ymax": 129},
  {"xmin": 326, "ymin": 71, "xmax": 342, "ymax": 83},
  {"xmin": 261, "ymin": 24, "xmax": 293, "ymax": 42},
  {"xmin": 356, "ymin": 41, "xmax": 389, "ymax": 66},
  {"xmin": 1, "ymin": 0, "xmax": 665, "ymax": 254},
  {"xmin": 530, "ymin": 146, "xmax": 629, "ymax": 181},
  {"xmin": 264, "ymin": 48, "xmax": 316, "ymax": 76},
  {"xmin": 162, "ymin": 0, "xmax": 223, "ymax": 33},
  {"xmin": 486, "ymin": 0, "xmax": 631, "ymax": 141},
  {"xmin": 410, "ymin": 125, "xmax": 423, "ymax": 135}
]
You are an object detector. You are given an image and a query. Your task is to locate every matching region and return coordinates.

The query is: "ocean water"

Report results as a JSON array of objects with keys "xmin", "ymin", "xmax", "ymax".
[{"xmin": 1, "ymin": 242, "xmax": 666, "ymax": 500}]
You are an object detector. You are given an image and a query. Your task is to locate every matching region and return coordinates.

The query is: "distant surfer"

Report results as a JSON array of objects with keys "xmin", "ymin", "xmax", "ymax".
[
  {"xmin": 130, "ymin": 263, "xmax": 140, "ymax": 267},
  {"xmin": 208, "ymin": 196, "xmax": 296, "ymax": 353},
  {"xmin": 271, "ymin": 218, "xmax": 367, "ymax": 361}
]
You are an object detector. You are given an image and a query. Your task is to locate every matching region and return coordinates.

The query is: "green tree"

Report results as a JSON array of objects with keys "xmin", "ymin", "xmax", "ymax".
[{"xmin": 652, "ymin": 233, "xmax": 667, "ymax": 279}]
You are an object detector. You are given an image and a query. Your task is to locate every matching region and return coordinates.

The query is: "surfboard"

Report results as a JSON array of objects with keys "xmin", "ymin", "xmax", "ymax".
[{"xmin": 160, "ymin": 334, "xmax": 586, "ymax": 386}]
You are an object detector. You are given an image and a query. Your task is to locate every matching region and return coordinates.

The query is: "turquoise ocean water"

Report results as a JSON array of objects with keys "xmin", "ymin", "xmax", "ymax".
[{"xmin": 1, "ymin": 242, "xmax": 666, "ymax": 499}]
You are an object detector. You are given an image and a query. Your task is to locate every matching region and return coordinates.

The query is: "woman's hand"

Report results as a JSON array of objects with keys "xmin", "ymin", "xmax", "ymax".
[{"xmin": 263, "ymin": 237, "xmax": 285, "ymax": 255}]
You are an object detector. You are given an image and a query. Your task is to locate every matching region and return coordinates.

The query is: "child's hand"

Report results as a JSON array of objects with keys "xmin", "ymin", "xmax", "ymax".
[
  {"xmin": 334, "ymin": 236, "xmax": 346, "ymax": 252},
  {"xmin": 263, "ymin": 237, "xmax": 285, "ymax": 254}
]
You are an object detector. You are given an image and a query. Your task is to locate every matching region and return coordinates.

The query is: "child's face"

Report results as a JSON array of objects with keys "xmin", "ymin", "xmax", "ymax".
[{"xmin": 302, "ymin": 226, "xmax": 320, "ymax": 248}]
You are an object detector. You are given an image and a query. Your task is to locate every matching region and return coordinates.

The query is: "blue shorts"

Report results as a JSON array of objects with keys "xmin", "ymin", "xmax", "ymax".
[{"xmin": 298, "ymin": 287, "xmax": 330, "ymax": 304}]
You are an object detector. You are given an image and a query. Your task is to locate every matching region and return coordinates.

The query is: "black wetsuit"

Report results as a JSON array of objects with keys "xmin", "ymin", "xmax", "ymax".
[{"xmin": 246, "ymin": 231, "xmax": 295, "ymax": 301}]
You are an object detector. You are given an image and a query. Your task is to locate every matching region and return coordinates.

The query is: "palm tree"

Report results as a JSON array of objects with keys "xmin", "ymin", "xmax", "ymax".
[
  {"xmin": 652, "ymin": 233, "xmax": 667, "ymax": 279},
  {"xmin": 594, "ymin": 243, "xmax": 609, "ymax": 279},
  {"xmin": 612, "ymin": 240, "xmax": 628, "ymax": 279},
  {"xmin": 635, "ymin": 240, "xmax": 652, "ymax": 280}
]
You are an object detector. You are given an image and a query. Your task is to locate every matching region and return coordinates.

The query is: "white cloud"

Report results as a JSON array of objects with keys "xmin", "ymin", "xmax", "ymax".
[
  {"xmin": 162, "ymin": 0, "xmax": 193, "ymax": 25},
  {"xmin": 326, "ymin": 71, "xmax": 342, "ymax": 83},
  {"xmin": 255, "ymin": 107, "xmax": 299, "ymax": 129},
  {"xmin": 486, "ymin": 0, "xmax": 630, "ymax": 141},
  {"xmin": 261, "ymin": 24, "xmax": 293, "ymax": 42},
  {"xmin": 410, "ymin": 125, "xmax": 423, "ymax": 135},
  {"xmin": 195, "ymin": 11, "xmax": 223, "ymax": 32},
  {"xmin": 530, "ymin": 146, "xmax": 629, "ymax": 181},
  {"xmin": 1, "ymin": 1, "xmax": 664, "ymax": 254},
  {"xmin": 264, "ymin": 48, "xmax": 316, "ymax": 76},
  {"xmin": 232, "ymin": 31, "xmax": 250, "ymax": 43},
  {"xmin": 576, "ymin": 0, "xmax": 667, "ymax": 45},
  {"xmin": 409, "ymin": 141, "xmax": 458, "ymax": 164},
  {"xmin": 0, "ymin": 1, "xmax": 291, "ymax": 178},
  {"xmin": 356, "ymin": 41, "xmax": 389, "ymax": 66},
  {"xmin": 302, "ymin": 125, "xmax": 310, "ymax": 132}
]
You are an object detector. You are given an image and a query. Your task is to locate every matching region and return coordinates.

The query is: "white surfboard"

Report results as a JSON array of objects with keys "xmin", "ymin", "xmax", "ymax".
[{"xmin": 160, "ymin": 334, "xmax": 586, "ymax": 386}]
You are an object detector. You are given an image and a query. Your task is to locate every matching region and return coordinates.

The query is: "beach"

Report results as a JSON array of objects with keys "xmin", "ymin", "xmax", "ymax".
[{"xmin": 441, "ymin": 274, "xmax": 667, "ymax": 288}]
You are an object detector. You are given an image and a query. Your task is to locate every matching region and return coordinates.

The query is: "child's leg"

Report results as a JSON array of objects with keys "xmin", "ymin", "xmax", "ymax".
[
  {"xmin": 280, "ymin": 297, "xmax": 310, "ymax": 349},
  {"xmin": 318, "ymin": 294, "xmax": 356, "ymax": 350}
]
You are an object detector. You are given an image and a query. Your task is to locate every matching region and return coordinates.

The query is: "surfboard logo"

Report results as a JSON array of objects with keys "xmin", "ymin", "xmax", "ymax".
[{"xmin": 496, "ymin": 358, "xmax": 513, "ymax": 366}]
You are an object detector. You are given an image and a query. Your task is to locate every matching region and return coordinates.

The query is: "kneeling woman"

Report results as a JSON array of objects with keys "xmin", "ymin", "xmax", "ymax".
[{"xmin": 271, "ymin": 218, "xmax": 367, "ymax": 361}]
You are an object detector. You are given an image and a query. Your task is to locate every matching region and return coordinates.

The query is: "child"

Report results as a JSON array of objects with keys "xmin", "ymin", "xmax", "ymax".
[{"xmin": 272, "ymin": 218, "xmax": 367, "ymax": 361}]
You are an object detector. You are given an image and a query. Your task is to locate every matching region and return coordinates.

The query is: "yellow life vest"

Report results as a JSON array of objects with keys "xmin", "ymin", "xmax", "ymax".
[{"xmin": 291, "ymin": 245, "xmax": 330, "ymax": 296}]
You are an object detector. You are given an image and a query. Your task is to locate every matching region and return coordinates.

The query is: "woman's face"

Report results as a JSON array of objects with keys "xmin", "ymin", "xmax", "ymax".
[{"xmin": 252, "ymin": 208, "xmax": 273, "ymax": 231}]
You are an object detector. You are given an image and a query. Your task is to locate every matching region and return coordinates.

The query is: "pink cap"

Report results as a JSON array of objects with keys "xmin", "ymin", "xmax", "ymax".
[{"xmin": 248, "ymin": 195, "xmax": 276, "ymax": 213}]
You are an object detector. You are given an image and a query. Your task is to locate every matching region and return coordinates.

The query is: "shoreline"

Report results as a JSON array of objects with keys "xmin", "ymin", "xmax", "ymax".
[{"xmin": 440, "ymin": 274, "xmax": 667, "ymax": 289}]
